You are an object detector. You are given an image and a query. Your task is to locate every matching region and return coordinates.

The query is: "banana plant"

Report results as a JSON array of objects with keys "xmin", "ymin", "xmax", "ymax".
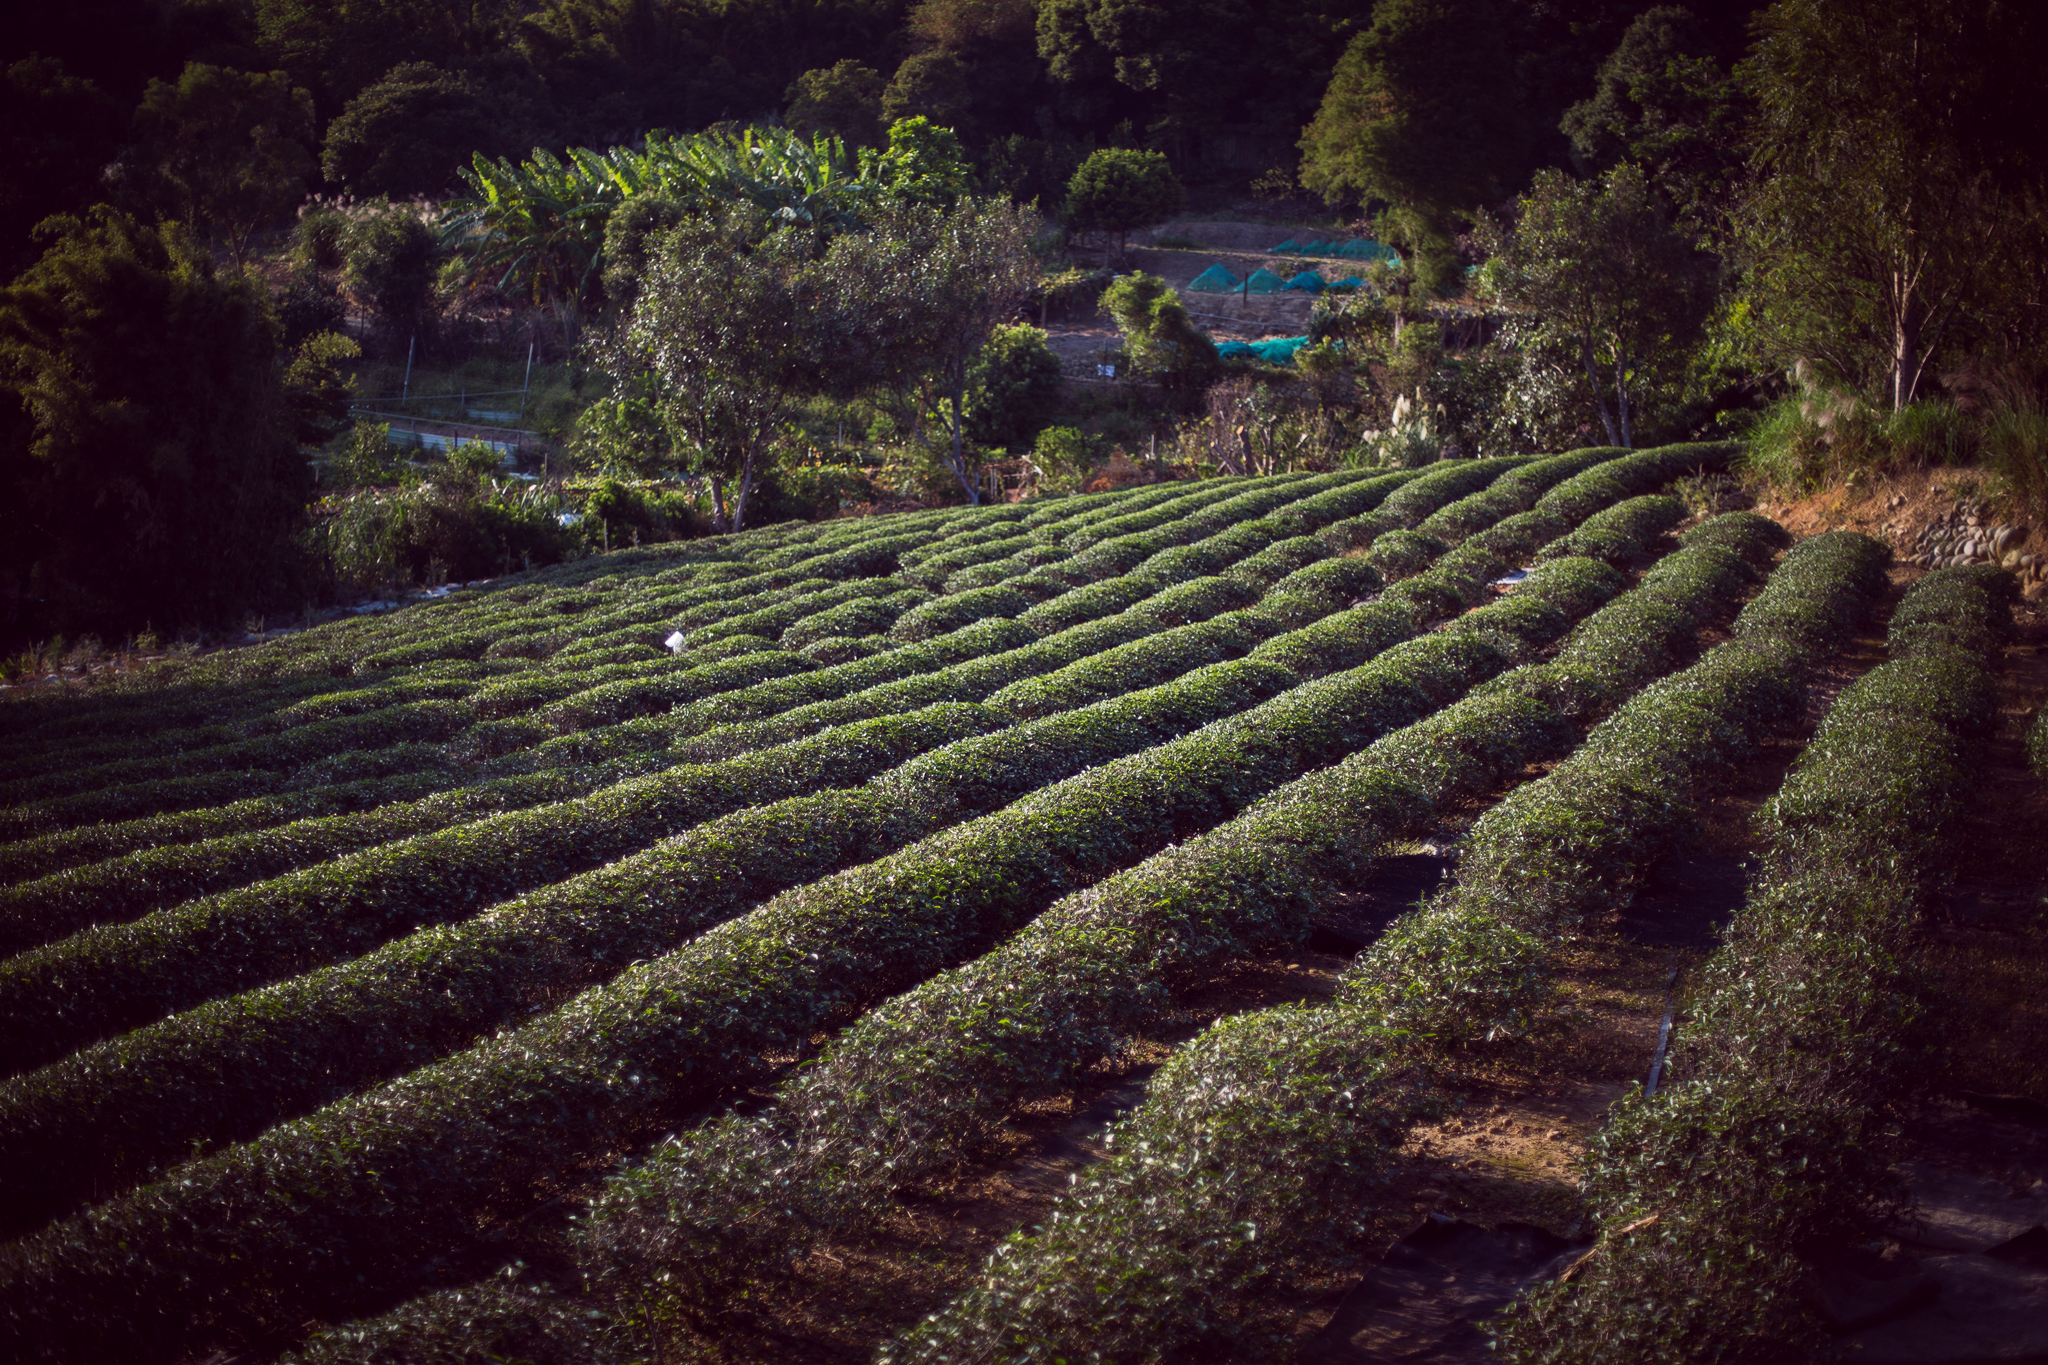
[{"xmin": 441, "ymin": 127, "xmax": 880, "ymax": 343}]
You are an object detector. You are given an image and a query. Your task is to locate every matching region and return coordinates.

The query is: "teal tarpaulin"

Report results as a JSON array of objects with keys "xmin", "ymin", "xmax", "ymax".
[
  {"xmin": 1186, "ymin": 263, "xmax": 1242, "ymax": 292},
  {"xmin": 1217, "ymin": 335, "xmax": 1311, "ymax": 365},
  {"xmin": 1334, "ymin": 238, "xmax": 1401, "ymax": 264}
]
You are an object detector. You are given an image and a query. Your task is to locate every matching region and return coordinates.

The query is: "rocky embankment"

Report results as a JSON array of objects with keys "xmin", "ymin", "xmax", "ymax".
[{"xmin": 1890, "ymin": 492, "xmax": 2044, "ymax": 599}]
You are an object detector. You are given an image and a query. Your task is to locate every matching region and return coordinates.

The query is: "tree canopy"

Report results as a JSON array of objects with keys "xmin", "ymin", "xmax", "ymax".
[
  {"xmin": 1737, "ymin": 0, "xmax": 2048, "ymax": 409},
  {"xmin": 132, "ymin": 63, "xmax": 318, "ymax": 268},
  {"xmin": 1482, "ymin": 162, "xmax": 1715, "ymax": 448},
  {"xmin": 1297, "ymin": 0, "xmax": 1521, "ymax": 218},
  {"xmin": 1063, "ymin": 147, "xmax": 1182, "ymax": 261},
  {"xmin": 0, "ymin": 209, "xmax": 312, "ymax": 638}
]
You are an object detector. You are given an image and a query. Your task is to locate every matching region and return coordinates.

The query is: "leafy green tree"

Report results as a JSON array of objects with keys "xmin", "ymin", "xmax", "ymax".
[
  {"xmin": 617, "ymin": 221, "xmax": 828, "ymax": 531},
  {"xmin": 253, "ymin": 0, "xmax": 463, "ymax": 108},
  {"xmin": 1100, "ymin": 270, "xmax": 1218, "ymax": 402},
  {"xmin": 1064, "ymin": 147, "xmax": 1182, "ymax": 264},
  {"xmin": 827, "ymin": 197, "xmax": 1043, "ymax": 502},
  {"xmin": 566, "ymin": 385, "xmax": 675, "ymax": 477},
  {"xmin": 1738, "ymin": 0, "xmax": 2048, "ymax": 409},
  {"xmin": 966, "ymin": 323, "xmax": 1064, "ymax": 450},
  {"xmin": 281, "ymin": 330, "xmax": 361, "ymax": 446},
  {"xmin": 909, "ymin": 0, "xmax": 1038, "ymax": 55},
  {"xmin": 445, "ymin": 125, "xmax": 877, "ymax": 343},
  {"xmin": 1561, "ymin": 6, "xmax": 1748, "ymax": 234},
  {"xmin": 443, "ymin": 146, "xmax": 627, "ymax": 344},
  {"xmin": 1298, "ymin": 0, "xmax": 1519, "ymax": 285},
  {"xmin": 882, "ymin": 51, "xmax": 976, "ymax": 133},
  {"xmin": 862, "ymin": 117, "xmax": 975, "ymax": 208},
  {"xmin": 1034, "ymin": 0, "xmax": 1356, "ymax": 155},
  {"xmin": 0, "ymin": 209, "xmax": 312, "ymax": 640},
  {"xmin": 1481, "ymin": 163, "xmax": 1715, "ymax": 447},
  {"xmin": 320, "ymin": 62, "xmax": 499, "ymax": 197},
  {"xmin": 342, "ymin": 202, "xmax": 441, "ymax": 347},
  {"xmin": 980, "ymin": 133, "xmax": 1087, "ymax": 211},
  {"xmin": 784, "ymin": 59, "xmax": 886, "ymax": 148},
  {"xmin": 131, "ymin": 63, "xmax": 317, "ymax": 268}
]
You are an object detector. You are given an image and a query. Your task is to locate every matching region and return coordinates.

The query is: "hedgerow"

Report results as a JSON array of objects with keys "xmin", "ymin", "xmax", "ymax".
[
  {"xmin": 596, "ymin": 476, "xmax": 1421, "ymax": 764},
  {"xmin": 780, "ymin": 589, "xmax": 930, "ymax": 648},
  {"xmin": 888, "ymin": 584, "xmax": 1035, "ymax": 640},
  {"xmin": 0, "ymin": 768, "xmax": 463, "ymax": 892},
  {"xmin": 0, "ymin": 466, "xmax": 1581, "ymax": 1235},
  {"xmin": 0, "ymin": 741, "xmax": 460, "ymax": 844},
  {"xmin": 0, "ymin": 592, "xmax": 1512, "ymax": 1361},
  {"xmin": 1536, "ymin": 493, "xmax": 1688, "ymax": 563},
  {"xmin": 0, "ymin": 688, "xmax": 1031, "ymax": 1075},
  {"xmin": 1494, "ymin": 565, "xmax": 2009, "ymax": 1365},
  {"xmin": 884, "ymin": 516, "xmax": 1854, "ymax": 1365},
  {"xmin": 569, "ymin": 564, "xmax": 1619, "ymax": 1336},
  {"xmin": 0, "ymin": 767, "xmax": 607, "ymax": 952},
  {"xmin": 0, "ymin": 452, "xmax": 1762, "ymax": 1361},
  {"xmin": 0, "ymin": 456, "xmax": 1581, "ymax": 1236},
  {"xmin": 8, "ymin": 699, "xmax": 475, "ymax": 806},
  {"xmin": 523, "ymin": 471, "xmax": 1396, "ymax": 768}
]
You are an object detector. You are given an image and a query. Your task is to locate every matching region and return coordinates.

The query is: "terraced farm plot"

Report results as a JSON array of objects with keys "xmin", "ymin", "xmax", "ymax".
[{"xmin": 1, "ymin": 442, "xmax": 1886, "ymax": 1365}]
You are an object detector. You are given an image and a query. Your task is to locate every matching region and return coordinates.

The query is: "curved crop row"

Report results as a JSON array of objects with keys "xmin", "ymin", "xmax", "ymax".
[
  {"xmin": 1495, "ymin": 564, "xmax": 2009, "ymax": 1363},
  {"xmin": 529, "ymin": 469, "xmax": 1431, "ymax": 767},
  {"xmin": 0, "ymin": 462, "xmax": 1591, "ymax": 1232},
  {"xmin": 0, "ymin": 768, "xmax": 466, "ymax": 890},
  {"xmin": 0, "ymin": 739, "xmax": 460, "ymax": 844},
  {"xmin": 0, "ymin": 679, "xmax": 1042, "ymax": 1077},
  {"xmin": 884, "ymin": 521, "xmax": 1868, "ymax": 1365},
  {"xmin": 298, "ymin": 500, "xmax": 1755, "ymax": 1362},
  {"xmin": 0, "ymin": 579, "xmax": 1554, "ymax": 1363},
  {"xmin": 567, "ymin": 558, "xmax": 1627, "ymax": 1327},
  {"xmin": 0, "ymin": 768, "xmax": 612, "ymax": 954},
  {"xmin": 661, "ymin": 453, "xmax": 1683, "ymax": 770},
  {"xmin": 1536, "ymin": 492, "xmax": 1688, "ymax": 563},
  {"xmin": 0, "ymin": 454, "xmax": 1669, "ymax": 1355},
  {"xmin": 7, "ymin": 698, "xmax": 477, "ymax": 807}
]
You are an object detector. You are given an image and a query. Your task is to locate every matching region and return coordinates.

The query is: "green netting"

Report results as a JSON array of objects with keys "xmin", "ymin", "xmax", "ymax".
[
  {"xmin": 1328, "ymin": 276, "xmax": 1364, "ymax": 293},
  {"xmin": 1282, "ymin": 269, "xmax": 1327, "ymax": 293},
  {"xmin": 1334, "ymin": 238, "xmax": 1401, "ymax": 264},
  {"xmin": 1269, "ymin": 237, "xmax": 1305, "ymax": 254},
  {"xmin": 1243, "ymin": 268, "xmax": 1287, "ymax": 293},
  {"xmin": 1187, "ymin": 263, "xmax": 1242, "ymax": 292},
  {"xmin": 1216, "ymin": 335, "xmax": 1311, "ymax": 365}
]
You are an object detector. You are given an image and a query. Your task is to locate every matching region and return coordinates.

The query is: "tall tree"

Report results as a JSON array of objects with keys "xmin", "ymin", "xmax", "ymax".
[
  {"xmin": 0, "ymin": 209, "xmax": 312, "ymax": 640},
  {"xmin": 131, "ymin": 62, "xmax": 317, "ymax": 268},
  {"xmin": 784, "ymin": 59, "xmax": 887, "ymax": 148},
  {"xmin": 1063, "ymin": 146, "xmax": 1181, "ymax": 264},
  {"xmin": 1034, "ymin": 0, "xmax": 1361, "ymax": 155},
  {"xmin": 615, "ymin": 219, "xmax": 827, "ymax": 532},
  {"xmin": 1482, "ymin": 163, "xmax": 1715, "ymax": 447},
  {"xmin": 0, "ymin": 56, "xmax": 124, "ymax": 281},
  {"xmin": 1298, "ymin": 0, "xmax": 1520, "ymax": 284},
  {"xmin": 320, "ymin": 62, "xmax": 501, "ymax": 197},
  {"xmin": 1100, "ymin": 270, "xmax": 1218, "ymax": 403},
  {"xmin": 1560, "ymin": 5, "xmax": 1750, "ymax": 234},
  {"xmin": 828, "ymin": 197, "xmax": 1042, "ymax": 503},
  {"xmin": 1738, "ymin": 0, "xmax": 2048, "ymax": 409}
]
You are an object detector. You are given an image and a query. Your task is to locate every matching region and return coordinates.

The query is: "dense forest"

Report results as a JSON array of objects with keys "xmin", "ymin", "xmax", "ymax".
[{"xmin": 1, "ymin": 0, "xmax": 2044, "ymax": 651}]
